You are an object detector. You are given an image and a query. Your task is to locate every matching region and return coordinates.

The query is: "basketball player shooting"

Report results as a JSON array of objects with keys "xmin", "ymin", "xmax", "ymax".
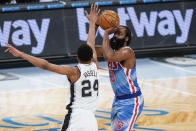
[
  {"xmin": 5, "ymin": 3, "xmax": 100, "ymax": 131},
  {"xmin": 94, "ymin": 15, "xmax": 144, "ymax": 130}
]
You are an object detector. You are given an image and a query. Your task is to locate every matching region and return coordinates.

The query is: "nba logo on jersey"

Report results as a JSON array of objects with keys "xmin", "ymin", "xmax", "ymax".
[{"xmin": 116, "ymin": 120, "xmax": 124, "ymax": 130}]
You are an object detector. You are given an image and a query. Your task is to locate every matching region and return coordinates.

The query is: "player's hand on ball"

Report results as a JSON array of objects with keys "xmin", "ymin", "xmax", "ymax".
[
  {"xmin": 85, "ymin": 3, "xmax": 100, "ymax": 24},
  {"xmin": 4, "ymin": 43, "xmax": 23, "ymax": 57},
  {"xmin": 105, "ymin": 26, "xmax": 118, "ymax": 35}
]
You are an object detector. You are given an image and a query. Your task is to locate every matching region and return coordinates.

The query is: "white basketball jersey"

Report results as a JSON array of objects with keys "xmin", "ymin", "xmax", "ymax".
[{"xmin": 66, "ymin": 62, "xmax": 99, "ymax": 112}]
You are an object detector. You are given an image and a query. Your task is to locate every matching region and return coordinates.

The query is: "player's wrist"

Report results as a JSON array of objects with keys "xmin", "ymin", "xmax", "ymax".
[
  {"xmin": 19, "ymin": 52, "xmax": 25, "ymax": 58},
  {"xmin": 104, "ymin": 31, "xmax": 109, "ymax": 36},
  {"xmin": 90, "ymin": 21, "xmax": 96, "ymax": 25}
]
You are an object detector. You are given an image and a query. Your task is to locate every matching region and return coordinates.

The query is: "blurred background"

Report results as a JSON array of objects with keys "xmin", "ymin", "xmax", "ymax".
[
  {"xmin": 0, "ymin": 0, "xmax": 196, "ymax": 68},
  {"xmin": 1, "ymin": 1, "xmax": 196, "ymax": 131}
]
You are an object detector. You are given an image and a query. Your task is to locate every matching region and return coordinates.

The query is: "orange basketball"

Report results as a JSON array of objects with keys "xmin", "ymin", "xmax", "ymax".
[{"xmin": 96, "ymin": 10, "xmax": 120, "ymax": 30}]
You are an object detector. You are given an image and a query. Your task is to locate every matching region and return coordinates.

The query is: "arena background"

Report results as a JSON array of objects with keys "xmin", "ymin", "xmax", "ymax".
[
  {"xmin": 1, "ymin": 1, "xmax": 196, "ymax": 131},
  {"xmin": 0, "ymin": 0, "xmax": 196, "ymax": 68}
]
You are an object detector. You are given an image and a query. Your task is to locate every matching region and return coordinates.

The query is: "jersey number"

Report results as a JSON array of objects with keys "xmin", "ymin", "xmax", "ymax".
[
  {"xmin": 109, "ymin": 71, "xmax": 115, "ymax": 82},
  {"xmin": 81, "ymin": 79, "xmax": 98, "ymax": 97},
  {"xmin": 108, "ymin": 62, "xmax": 117, "ymax": 70}
]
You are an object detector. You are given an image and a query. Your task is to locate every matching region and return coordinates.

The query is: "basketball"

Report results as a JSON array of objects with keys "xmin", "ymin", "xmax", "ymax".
[{"xmin": 96, "ymin": 10, "xmax": 120, "ymax": 30}]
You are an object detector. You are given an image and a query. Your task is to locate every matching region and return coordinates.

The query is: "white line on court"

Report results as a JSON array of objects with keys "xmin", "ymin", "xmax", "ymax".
[
  {"xmin": 10, "ymin": 73, "xmax": 66, "ymax": 88},
  {"xmin": 150, "ymin": 60, "xmax": 196, "ymax": 74},
  {"xmin": 3, "ymin": 72, "xmax": 109, "ymax": 92},
  {"xmin": 138, "ymin": 80, "xmax": 196, "ymax": 97},
  {"xmin": 142, "ymin": 76, "xmax": 196, "ymax": 81}
]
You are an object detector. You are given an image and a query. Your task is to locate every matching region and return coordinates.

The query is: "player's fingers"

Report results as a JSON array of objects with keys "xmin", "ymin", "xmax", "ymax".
[
  {"xmin": 9, "ymin": 50, "xmax": 14, "ymax": 54},
  {"xmin": 96, "ymin": 5, "xmax": 100, "ymax": 13},
  {"xmin": 109, "ymin": 27, "xmax": 118, "ymax": 34},
  {"xmin": 98, "ymin": 9, "xmax": 100, "ymax": 14},
  {"xmin": 4, "ymin": 48, "xmax": 9, "ymax": 53},
  {"xmin": 113, "ymin": 24, "xmax": 119, "ymax": 28},
  {"xmin": 94, "ymin": 3, "xmax": 97, "ymax": 12},
  {"xmin": 10, "ymin": 49, "xmax": 15, "ymax": 53},
  {"xmin": 96, "ymin": 4, "xmax": 99, "ymax": 12},
  {"xmin": 92, "ymin": 3, "xmax": 95, "ymax": 12},
  {"xmin": 85, "ymin": 10, "xmax": 89, "ymax": 16},
  {"xmin": 113, "ymin": 26, "xmax": 118, "ymax": 31},
  {"xmin": 91, "ymin": 4, "xmax": 93, "ymax": 12},
  {"xmin": 5, "ymin": 43, "xmax": 13, "ymax": 49}
]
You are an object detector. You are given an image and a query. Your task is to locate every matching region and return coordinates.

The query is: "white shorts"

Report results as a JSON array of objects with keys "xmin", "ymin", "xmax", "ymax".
[{"xmin": 61, "ymin": 109, "xmax": 98, "ymax": 131}]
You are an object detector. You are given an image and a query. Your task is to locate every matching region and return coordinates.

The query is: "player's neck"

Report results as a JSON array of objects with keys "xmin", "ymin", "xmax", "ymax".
[{"xmin": 79, "ymin": 61, "xmax": 91, "ymax": 64}]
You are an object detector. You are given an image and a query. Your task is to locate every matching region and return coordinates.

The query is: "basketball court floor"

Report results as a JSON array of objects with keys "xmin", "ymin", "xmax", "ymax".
[{"xmin": 0, "ymin": 57, "xmax": 196, "ymax": 131}]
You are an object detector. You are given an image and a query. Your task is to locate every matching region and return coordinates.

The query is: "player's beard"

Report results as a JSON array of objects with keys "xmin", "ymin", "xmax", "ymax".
[{"xmin": 110, "ymin": 37, "xmax": 125, "ymax": 50}]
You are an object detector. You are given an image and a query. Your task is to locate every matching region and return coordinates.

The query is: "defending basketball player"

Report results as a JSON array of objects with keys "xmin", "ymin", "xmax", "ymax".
[
  {"xmin": 5, "ymin": 3, "xmax": 100, "ymax": 131},
  {"xmin": 93, "ymin": 18, "xmax": 144, "ymax": 130}
]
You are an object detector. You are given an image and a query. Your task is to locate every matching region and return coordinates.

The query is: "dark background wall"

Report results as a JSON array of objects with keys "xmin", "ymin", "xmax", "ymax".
[{"xmin": 0, "ymin": 0, "xmax": 196, "ymax": 68}]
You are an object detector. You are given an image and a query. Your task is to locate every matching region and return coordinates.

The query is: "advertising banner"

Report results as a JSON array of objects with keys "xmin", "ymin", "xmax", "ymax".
[
  {"xmin": 70, "ymin": 1, "xmax": 196, "ymax": 53},
  {"xmin": 0, "ymin": 1, "xmax": 196, "ymax": 61},
  {"xmin": 0, "ymin": 9, "xmax": 67, "ymax": 60}
]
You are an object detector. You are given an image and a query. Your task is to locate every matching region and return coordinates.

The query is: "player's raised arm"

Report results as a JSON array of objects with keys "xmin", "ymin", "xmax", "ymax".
[
  {"xmin": 4, "ymin": 43, "xmax": 75, "ymax": 77},
  {"xmin": 102, "ymin": 27, "xmax": 118, "ymax": 60},
  {"xmin": 85, "ymin": 3, "xmax": 100, "ymax": 67},
  {"xmin": 95, "ymin": 45, "xmax": 103, "ymax": 57},
  {"xmin": 102, "ymin": 27, "xmax": 134, "ymax": 63}
]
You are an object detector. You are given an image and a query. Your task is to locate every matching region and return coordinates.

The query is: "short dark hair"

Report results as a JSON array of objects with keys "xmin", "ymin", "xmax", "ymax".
[
  {"xmin": 120, "ymin": 26, "xmax": 132, "ymax": 46},
  {"xmin": 77, "ymin": 44, "xmax": 93, "ymax": 62}
]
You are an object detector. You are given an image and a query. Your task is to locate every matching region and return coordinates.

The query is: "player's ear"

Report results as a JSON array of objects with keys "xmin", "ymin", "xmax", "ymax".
[
  {"xmin": 76, "ymin": 56, "xmax": 80, "ymax": 63},
  {"xmin": 124, "ymin": 36, "xmax": 129, "ymax": 46},
  {"xmin": 125, "ymin": 36, "xmax": 129, "ymax": 42}
]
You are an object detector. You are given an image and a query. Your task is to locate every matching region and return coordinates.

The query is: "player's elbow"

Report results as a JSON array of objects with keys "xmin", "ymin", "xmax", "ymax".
[
  {"xmin": 104, "ymin": 53, "xmax": 113, "ymax": 61},
  {"xmin": 104, "ymin": 56, "xmax": 112, "ymax": 62},
  {"xmin": 104, "ymin": 55, "xmax": 121, "ymax": 62}
]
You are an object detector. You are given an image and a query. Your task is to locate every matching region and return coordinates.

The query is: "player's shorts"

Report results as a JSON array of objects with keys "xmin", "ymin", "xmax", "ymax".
[
  {"xmin": 61, "ymin": 108, "xmax": 98, "ymax": 131},
  {"xmin": 111, "ymin": 94, "xmax": 144, "ymax": 131}
]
